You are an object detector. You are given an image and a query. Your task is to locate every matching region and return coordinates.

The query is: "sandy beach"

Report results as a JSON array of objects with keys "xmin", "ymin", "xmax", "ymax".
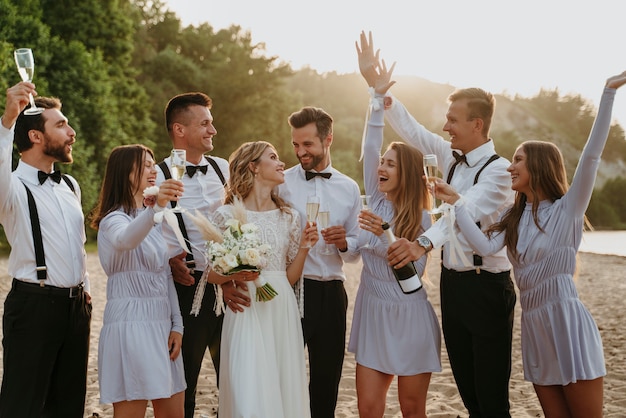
[{"xmin": 0, "ymin": 250, "xmax": 624, "ymax": 417}]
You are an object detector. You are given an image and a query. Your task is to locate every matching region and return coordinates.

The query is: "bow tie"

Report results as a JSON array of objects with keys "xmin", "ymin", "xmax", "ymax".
[
  {"xmin": 38, "ymin": 170, "xmax": 62, "ymax": 184},
  {"xmin": 305, "ymin": 171, "xmax": 332, "ymax": 181},
  {"xmin": 186, "ymin": 165, "xmax": 208, "ymax": 177},
  {"xmin": 452, "ymin": 151, "xmax": 468, "ymax": 165}
]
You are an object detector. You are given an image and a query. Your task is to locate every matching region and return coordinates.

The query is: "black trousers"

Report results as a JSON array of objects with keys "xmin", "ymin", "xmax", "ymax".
[
  {"xmin": 176, "ymin": 273, "xmax": 223, "ymax": 418},
  {"xmin": 0, "ymin": 279, "xmax": 92, "ymax": 418},
  {"xmin": 301, "ymin": 279, "xmax": 348, "ymax": 418},
  {"xmin": 440, "ymin": 267, "xmax": 516, "ymax": 418}
]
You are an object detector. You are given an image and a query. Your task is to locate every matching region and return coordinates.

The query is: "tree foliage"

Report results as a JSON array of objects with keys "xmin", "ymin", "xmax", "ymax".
[{"xmin": 1, "ymin": 0, "xmax": 626, "ymax": 254}]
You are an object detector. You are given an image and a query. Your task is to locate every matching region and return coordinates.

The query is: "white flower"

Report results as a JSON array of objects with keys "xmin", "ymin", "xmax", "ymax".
[
  {"xmin": 242, "ymin": 248, "xmax": 261, "ymax": 266},
  {"xmin": 216, "ymin": 256, "xmax": 233, "ymax": 273},
  {"xmin": 240, "ymin": 223, "xmax": 258, "ymax": 234},
  {"xmin": 142, "ymin": 186, "xmax": 159, "ymax": 198},
  {"xmin": 222, "ymin": 253, "xmax": 239, "ymax": 269},
  {"xmin": 225, "ymin": 218, "xmax": 240, "ymax": 231}
]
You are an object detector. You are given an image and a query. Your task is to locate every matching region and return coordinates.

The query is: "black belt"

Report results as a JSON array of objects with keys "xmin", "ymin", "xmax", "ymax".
[
  {"xmin": 441, "ymin": 266, "xmax": 510, "ymax": 279},
  {"xmin": 12, "ymin": 278, "xmax": 84, "ymax": 298}
]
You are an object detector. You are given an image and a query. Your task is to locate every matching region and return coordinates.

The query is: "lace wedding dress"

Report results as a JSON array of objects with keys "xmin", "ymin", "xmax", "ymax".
[{"xmin": 215, "ymin": 206, "xmax": 311, "ymax": 418}]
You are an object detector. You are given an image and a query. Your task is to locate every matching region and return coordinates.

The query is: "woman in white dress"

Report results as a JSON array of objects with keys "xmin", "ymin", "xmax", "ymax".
[
  {"xmin": 91, "ymin": 144, "xmax": 187, "ymax": 417},
  {"xmin": 348, "ymin": 61, "xmax": 441, "ymax": 417},
  {"xmin": 432, "ymin": 72, "xmax": 626, "ymax": 418},
  {"xmin": 204, "ymin": 141, "xmax": 318, "ymax": 418}
]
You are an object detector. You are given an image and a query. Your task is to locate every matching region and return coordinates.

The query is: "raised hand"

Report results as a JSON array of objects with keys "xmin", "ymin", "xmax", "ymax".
[
  {"xmin": 356, "ymin": 31, "xmax": 381, "ymax": 88},
  {"xmin": 375, "ymin": 58, "xmax": 397, "ymax": 96},
  {"xmin": 606, "ymin": 70, "xmax": 626, "ymax": 90},
  {"xmin": 356, "ymin": 31, "xmax": 396, "ymax": 95}
]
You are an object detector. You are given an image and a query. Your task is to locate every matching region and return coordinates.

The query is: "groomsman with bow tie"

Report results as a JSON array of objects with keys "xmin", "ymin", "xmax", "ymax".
[
  {"xmin": 357, "ymin": 31, "xmax": 516, "ymax": 418},
  {"xmin": 223, "ymin": 106, "xmax": 362, "ymax": 418},
  {"xmin": 0, "ymin": 82, "xmax": 91, "ymax": 417},
  {"xmin": 156, "ymin": 92, "xmax": 229, "ymax": 418}
]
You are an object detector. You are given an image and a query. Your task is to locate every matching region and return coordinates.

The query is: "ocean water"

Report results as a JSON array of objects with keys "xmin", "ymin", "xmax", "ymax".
[{"xmin": 580, "ymin": 231, "xmax": 626, "ymax": 257}]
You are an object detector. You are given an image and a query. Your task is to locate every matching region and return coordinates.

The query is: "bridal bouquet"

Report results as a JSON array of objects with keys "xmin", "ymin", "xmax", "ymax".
[{"xmin": 188, "ymin": 197, "xmax": 277, "ymax": 310}]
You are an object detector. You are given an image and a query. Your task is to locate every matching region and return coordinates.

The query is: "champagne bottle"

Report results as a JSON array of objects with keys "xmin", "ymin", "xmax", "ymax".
[{"xmin": 381, "ymin": 222, "xmax": 423, "ymax": 294}]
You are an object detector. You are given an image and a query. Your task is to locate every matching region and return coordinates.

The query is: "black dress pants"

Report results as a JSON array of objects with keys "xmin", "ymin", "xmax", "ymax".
[
  {"xmin": 0, "ymin": 279, "xmax": 91, "ymax": 418},
  {"xmin": 440, "ymin": 267, "xmax": 516, "ymax": 418},
  {"xmin": 301, "ymin": 279, "xmax": 348, "ymax": 418},
  {"xmin": 176, "ymin": 273, "xmax": 223, "ymax": 418}
]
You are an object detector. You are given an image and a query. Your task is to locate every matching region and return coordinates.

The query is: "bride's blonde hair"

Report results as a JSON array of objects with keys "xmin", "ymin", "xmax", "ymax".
[{"xmin": 225, "ymin": 141, "xmax": 291, "ymax": 214}]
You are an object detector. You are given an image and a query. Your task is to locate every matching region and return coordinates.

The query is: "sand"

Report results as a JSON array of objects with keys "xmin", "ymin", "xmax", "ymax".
[{"xmin": 0, "ymin": 250, "xmax": 624, "ymax": 417}]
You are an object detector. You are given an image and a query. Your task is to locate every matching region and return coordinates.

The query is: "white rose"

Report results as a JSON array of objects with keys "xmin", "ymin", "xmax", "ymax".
[
  {"xmin": 223, "ymin": 253, "xmax": 239, "ymax": 269},
  {"xmin": 243, "ymin": 248, "xmax": 261, "ymax": 266}
]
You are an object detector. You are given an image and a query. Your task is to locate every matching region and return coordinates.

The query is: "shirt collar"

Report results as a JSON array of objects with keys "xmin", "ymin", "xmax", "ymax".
[
  {"xmin": 298, "ymin": 163, "xmax": 334, "ymax": 178},
  {"xmin": 15, "ymin": 160, "xmax": 45, "ymax": 186},
  {"xmin": 458, "ymin": 140, "xmax": 497, "ymax": 167}
]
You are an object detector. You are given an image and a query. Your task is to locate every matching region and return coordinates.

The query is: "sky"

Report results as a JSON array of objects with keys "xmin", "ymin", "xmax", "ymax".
[{"xmin": 163, "ymin": 0, "xmax": 626, "ymax": 124}]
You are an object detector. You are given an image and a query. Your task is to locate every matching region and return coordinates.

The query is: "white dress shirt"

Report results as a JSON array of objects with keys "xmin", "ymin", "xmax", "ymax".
[
  {"xmin": 0, "ymin": 124, "xmax": 89, "ymax": 291},
  {"xmin": 278, "ymin": 164, "xmax": 361, "ymax": 282},
  {"xmin": 156, "ymin": 155, "xmax": 229, "ymax": 271},
  {"xmin": 385, "ymin": 95, "xmax": 514, "ymax": 272}
]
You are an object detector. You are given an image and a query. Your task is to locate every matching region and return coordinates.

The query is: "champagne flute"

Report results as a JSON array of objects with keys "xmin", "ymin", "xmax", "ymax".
[
  {"xmin": 360, "ymin": 194, "xmax": 371, "ymax": 211},
  {"xmin": 170, "ymin": 149, "xmax": 186, "ymax": 212},
  {"xmin": 423, "ymin": 154, "xmax": 441, "ymax": 214},
  {"xmin": 360, "ymin": 194, "xmax": 372, "ymax": 248},
  {"xmin": 317, "ymin": 207, "xmax": 333, "ymax": 255},
  {"xmin": 14, "ymin": 48, "xmax": 43, "ymax": 115},
  {"xmin": 303, "ymin": 195, "xmax": 320, "ymax": 248}
]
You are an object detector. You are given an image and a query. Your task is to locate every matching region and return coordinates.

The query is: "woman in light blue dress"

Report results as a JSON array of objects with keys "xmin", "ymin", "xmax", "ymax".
[
  {"xmin": 91, "ymin": 144, "xmax": 187, "ymax": 417},
  {"xmin": 433, "ymin": 72, "xmax": 626, "ymax": 418},
  {"xmin": 347, "ymin": 63, "xmax": 441, "ymax": 417}
]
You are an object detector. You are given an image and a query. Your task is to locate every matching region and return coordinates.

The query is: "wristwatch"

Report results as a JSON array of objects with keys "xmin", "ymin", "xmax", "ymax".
[{"xmin": 417, "ymin": 236, "xmax": 433, "ymax": 253}]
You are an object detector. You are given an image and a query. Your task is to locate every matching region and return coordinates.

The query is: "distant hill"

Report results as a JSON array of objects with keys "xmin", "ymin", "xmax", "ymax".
[{"xmin": 386, "ymin": 75, "xmax": 626, "ymax": 188}]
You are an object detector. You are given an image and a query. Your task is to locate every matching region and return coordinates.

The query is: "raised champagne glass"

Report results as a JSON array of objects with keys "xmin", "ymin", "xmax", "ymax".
[
  {"xmin": 360, "ymin": 194, "xmax": 372, "ymax": 248},
  {"xmin": 423, "ymin": 154, "xmax": 441, "ymax": 214},
  {"xmin": 14, "ymin": 48, "xmax": 43, "ymax": 115},
  {"xmin": 303, "ymin": 195, "xmax": 320, "ymax": 248},
  {"xmin": 317, "ymin": 206, "xmax": 333, "ymax": 255},
  {"xmin": 170, "ymin": 149, "xmax": 186, "ymax": 212}
]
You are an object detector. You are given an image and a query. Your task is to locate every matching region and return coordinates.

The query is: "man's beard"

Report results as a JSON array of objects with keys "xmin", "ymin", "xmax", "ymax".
[
  {"xmin": 298, "ymin": 152, "xmax": 324, "ymax": 171},
  {"xmin": 43, "ymin": 134, "xmax": 72, "ymax": 163}
]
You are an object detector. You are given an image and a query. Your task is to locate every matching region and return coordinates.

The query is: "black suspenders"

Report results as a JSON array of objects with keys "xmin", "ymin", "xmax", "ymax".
[
  {"xmin": 158, "ymin": 156, "xmax": 226, "ymax": 273},
  {"xmin": 445, "ymin": 154, "xmax": 501, "ymax": 272},
  {"xmin": 22, "ymin": 176, "xmax": 76, "ymax": 286}
]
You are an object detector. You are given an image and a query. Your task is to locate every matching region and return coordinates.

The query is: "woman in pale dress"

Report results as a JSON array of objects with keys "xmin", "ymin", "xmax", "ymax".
[
  {"xmin": 348, "ymin": 58, "xmax": 441, "ymax": 417},
  {"xmin": 91, "ymin": 144, "xmax": 186, "ymax": 417},
  {"xmin": 432, "ymin": 71, "xmax": 626, "ymax": 418},
  {"xmin": 204, "ymin": 141, "xmax": 318, "ymax": 418}
]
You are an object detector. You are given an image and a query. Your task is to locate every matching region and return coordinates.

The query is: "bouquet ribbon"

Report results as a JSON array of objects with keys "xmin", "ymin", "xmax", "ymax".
[
  {"xmin": 439, "ymin": 203, "xmax": 472, "ymax": 268},
  {"xmin": 154, "ymin": 209, "xmax": 188, "ymax": 251}
]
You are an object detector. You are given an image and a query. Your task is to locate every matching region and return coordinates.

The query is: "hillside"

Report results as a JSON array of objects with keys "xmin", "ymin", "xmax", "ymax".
[{"xmin": 385, "ymin": 75, "xmax": 626, "ymax": 188}]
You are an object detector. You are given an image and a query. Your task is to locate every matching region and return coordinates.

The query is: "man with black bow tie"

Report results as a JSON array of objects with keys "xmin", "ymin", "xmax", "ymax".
[
  {"xmin": 156, "ymin": 92, "xmax": 229, "ymax": 418},
  {"xmin": 357, "ymin": 32, "xmax": 516, "ymax": 418},
  {"xmin": 0, "ymin": 82, "xmax": 91, "ymax": 417},
  {"xmin": 223, "ymin": 106, "xmax": 361, "ymax": 418}
]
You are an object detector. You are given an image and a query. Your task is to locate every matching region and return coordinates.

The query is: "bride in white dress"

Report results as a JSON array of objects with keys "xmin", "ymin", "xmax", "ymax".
[{"xmin": 205, "ymin": 141, "xmax": 318, "ymax": 418}]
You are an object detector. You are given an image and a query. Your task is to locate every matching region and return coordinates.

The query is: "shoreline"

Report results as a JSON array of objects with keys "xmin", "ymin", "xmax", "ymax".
[{"xmin": 0, "ymin": 251, "xmax": 624, "ymax": 417}]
